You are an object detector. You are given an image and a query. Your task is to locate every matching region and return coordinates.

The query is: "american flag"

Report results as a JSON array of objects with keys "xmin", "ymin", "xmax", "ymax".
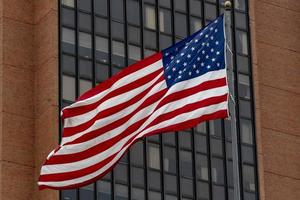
[{"xmin": 39, "ymin": 15, "xmax": 228, "ymax": 190}]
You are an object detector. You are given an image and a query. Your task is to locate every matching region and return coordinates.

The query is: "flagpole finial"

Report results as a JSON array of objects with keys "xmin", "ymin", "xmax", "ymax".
[{"xmin": 224, "ymin": 1, "xmax": 232, "ymax": 10}]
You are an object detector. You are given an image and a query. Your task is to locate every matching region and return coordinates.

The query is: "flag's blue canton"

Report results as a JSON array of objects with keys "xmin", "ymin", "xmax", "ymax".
[{"xmin": 162, "ymin": 15, "xmax": 225, "ymax": 88}]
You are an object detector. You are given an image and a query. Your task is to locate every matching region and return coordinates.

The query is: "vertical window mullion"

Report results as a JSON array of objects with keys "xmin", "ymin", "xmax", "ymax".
[{"xmin": 206, "ymin": 122, "xmax": 213, "ymax": 200}]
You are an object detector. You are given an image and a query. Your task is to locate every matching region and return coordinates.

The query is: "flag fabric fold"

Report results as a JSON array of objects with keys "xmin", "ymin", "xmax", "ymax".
[{"xmin": 39, "ymin": 14, "xmax": 228, "ymax": 190}]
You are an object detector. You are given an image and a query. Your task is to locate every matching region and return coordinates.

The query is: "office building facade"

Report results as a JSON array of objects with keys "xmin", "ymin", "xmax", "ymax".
[{"xmin": 0, "ymin": 0, "xmax": 299, "ymax": 200}]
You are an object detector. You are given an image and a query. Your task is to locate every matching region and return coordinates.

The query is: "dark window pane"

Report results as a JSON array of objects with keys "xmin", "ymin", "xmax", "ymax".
[
  {"xmin": 239, "ymin": 100, "xmax": 252, "ymax": 118},
  {"xmin": 97, "ymin": 180, "xmax": 111, "ymax": 200},
  {"xmin": 132, "ymin": 167, "xmax": 145, "ymax": 187},
  {"xmin": 160, "ymin": 34, "xmax": 172, "ymax": 50},
  {"xmin": 165, "ymin": 195, "xmax": 178, "ymax": 200},
  {"xmin": 205, "ymin": 3, "xmax": 216, "ymax": 20},
  {"xmin": 121, "ymin": 152, "xmax": 128, "ymax": 163},
  {"xmin": 175, "ymin": 13, "xmax": 187, "ymax": 37},
  {"xmin": 244, "ymin": 192, "xmax": 256, "ymax": 200},
  {"xmin": 148, "ymin": 134, "xmax": 160, "ymax": 143},
  {"xmin": 95, "ymin": 17, "xmax": 108, "ymax": 36},
  {"xmin": 78, "ymin": 12, "xmax": 92, "ymax": 32},
  {"xmin": 62, "ymin": 8, "xmax": 75, "ymax": 27},
  {"xmin": 144, "ymin": 30, "xmax": 157, "ymax": 49},
  {"xmin": 211, "ymin": 158, "xmax": 224, "ymax": 184},
  {"xmin": 95, "ymin": 0, "xmax": 108, "ymax": 16},
  {"xmin": 61, "ymin": 189, "xmax": 77, "ymax": 200},
  {"xmin": 180, "ymin": 150, "xmax": 193, "ymax": 177},
  {"xmin": 79, "ymin": 79, "xmax": 92, "ymax": 95},
  {"xmin": 237, "ymin": 55, "xmax": 249, "ymax": 74},
  {"xmin": 112, "ymin": 21, "xmax": 124, "ymax": 41},
  {"xmin": 127, "ymin": 0, "xmax": 140, "ymax": 26},
  {"xmin": 190, "ymin": 17, "xmax": 202, "ymax": 34},
  {"xmin": 235, "ymin": 12, "xmax": 247, "ymax": 30},
  {"xmin": 144, "ymin": 49, "xmax": 157, "ymax": 57},
  {"xmin": 164, "ymin": 146, "xmax": 177, "ymax": 173},
  {"xmin": 241, "ymin": 119, "xmax": 253, "ymax": 144},
  {"xmin": 243, "ymin": 165, "xmax": 256, "ymax": 192},
  {"xmin": 212, "ymin": 185, "xmax": 225, "ymax": 200},
  {"xmin": 114, "ymin": 164, "xmax": 128, "ymax": 184},
  {"xmin": 160, "ymin": 0, "xmax": 171, "ymax": 8},
  {"xmin": 95, "ymin": 63, "xmax": 109, "ymax": 83},
  {"xmin": 78, "ymin": 0, "xmax": 91, "ymax": 12},
  {"xmin": 235, "ymin": 0, "xmax": 246, "ymax": 11},
  {"xmin": 209, "ymin": 119, "xmax": 222, "ymax": 137},
  {"xmin": 181, "ymin": 178, "xmax": 194, "ymax": 197},
  {"xmin": 115, "ymin": 184, "xmax": 128, "ymax": 200},
  {"xmin": 242, "ymin": 145, "xmax": 254, "ymax": 164},
  {"xmin": 163, "ymin": 132, "xmax": 176, "ymax": 146},
  {"xmin": 238, "ymin": 74, "xmax": 251, "ymax": 99},
  {"xmin": 159, "ymin": 9, "xmax": 172, "ymax": 34},
  {"xmin": 211, "ymin": 138, "xmax": 223, "ymax": 156},
  {"xmin": 129, "ymin": 45, "xmax": 141, "ymax": 64},
  {"xmin": 226, "ymin": 142, "xmax": 233, "ymax": 160},
  {"xmin": 175, "ymin": 0, "xmax": 187, "ymax": 12},
  {"xmin": 165, "ymin": 174, "xmax": 177, "ymax": 194},
  {"xmin": 112, "ymin": 41, "xmax": 125, "ymax": 68},
  {"xmin": 111, "ymin": 0, "xmax": 124, "ymax": 21},
  {"xmin": 179, "ymin": 130, "xmax": 192, "ymax": 149},
  {"xmin": 195, "ymin": 122, "xmax": 207, "ymax": 134},
  {"xmin": 197, "ymin": 181, "xmax": 210, "ymax": 200},
  {"xmin": 190, "ymin": 0, "xmax": 202, "ymax": 17},
  {"xmin": 196, "ymin": 154, "xmax": 208, "ymax": 181},
  {"xmin": 131, "ymin": 141, "xmax": 144, "ymax": 166},
  {"xmin": 62, "ymin": 54, "xmax": 76, "ymax": 75},
  {"xmin": 128, "ymin": 26, "xmax": 141, "ymax": 45},
  {"xmin": 195, "ymin": 133, "xmax": 207, "ymax": 153},
  {"xmin": 227, "ymin": 161, "xmax": 234, "ymax": 187},
  {"xmin": 149, "ymin": 170, "xmax": 161, "ymax": 191},
  {"xmin": 149, "ymin": 191, "xmax": 162, "ymax": 200},
  {"xmin": 79, "ymin": 184, "xmax": 94, "ymax": 200},
  {"xmin": 62, "ymin": 75, "xmax": 75, "ymax": 101},
  {"xmin": 224, "ymin": 119, "xmax": 232, "ymax": 139},
  {"xmin": 132, "ymin": 188, "xmax": 145, "ymax": 200},
  {"xmin": 79, "ymin": 59, "xmax": 92, "ymax": 79},
  {"xmin": 62, "ymin": 27, "xmax": 75, "ymax": 54}
]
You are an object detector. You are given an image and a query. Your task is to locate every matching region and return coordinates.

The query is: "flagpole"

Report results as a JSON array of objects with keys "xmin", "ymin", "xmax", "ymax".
[{"xmin": 224, "ymin": 1, "xmax": 241, "ymax": 200}]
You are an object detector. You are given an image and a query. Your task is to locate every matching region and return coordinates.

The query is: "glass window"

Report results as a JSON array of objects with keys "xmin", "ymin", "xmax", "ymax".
[
  {"xmin": 164, "ymin": 146, "xmax": 177, "ymax": 173},
  {"xmin": 211, "ymin": 158, "xmax": 224, "ymax": 184},
  {"xmin": 95, "ymin": 36, "xmax": 109, "ymax": 63},
  {"xmin": 163, "ymin": 132, "xmax": 176, "ymax": 146},
  {"xmin": 175, "ymin": 0, "xmax": 187, "ymax": 12},
  {"xmin": 236, "ymin": 31, "xmax": 248, "ymax": 55},
  {"xmin": 62, "ymin": 75, "xmax": 75, "ymax": 101},
  {"xmin": 211, "ymin": 138, "xmax": 223, "ymax": 156},
  {"xmin": 95, "ymin": 0, "xmax": 108, "ymax": 16},
  {"xmin": 79, "ymin": 184, "xmax": 94, "ymax": 200},
  {"xmin": 159, "ymin": 9, "xmax": 172, "ymax": 34},
  {"xmin": 175, "ymin": 13, "xmax": 187, "ymax": 37},
  {"xmin": 79, "ymin": 32, "xmax": 92, "ymax": 58},
  {"xmin": 190, "ymin": 17, "xmax": 202, "ymax": 33},
  {"xmin": 79, "ymin": 59, "xmax": 92, "ymax": 79},
  {"xmin": 95, "ymin": 17, "xmax": 108, "ymax": 36},
  {"xmin": 196, "ymin": 154, "xmax": 208, "ymax": 181},
  {"xmin": 195, "ymin": 133, "xmax": 207, "ymax": 153},
  {"xmin": 235, "ymin": 0, "xmax": 246, "ymax": 11},
  {"xmin": 61, "ymin": 189, "xmax": 77, "ymax": 200},
  {"xmin": 243, "ymin": 165, "xmax": 256, "ymax": 192},
  {"xmin": 197, "ymin": 181, "xmax": 210, "ymax": 200},
  {"xmin": 235, "ymin": 12, "xmax": 247, "ymax": 30},
  {"xmin": 160, "ymin": 34, "xmax": 172, "ymax": 50},
  {"xmin": 149, "ymin": 170, "xmax": 161, "ymax": 191},
  {"xmin": 144, "ymin": 5, "xmax": 156, "ymax": 30},
  {"xmin": 132, "ymin": 188, "xmax": 145, "ymax": 200},
  {"xmin": 78, "ymin": 12, "xmax": 91, "ymax": 32},
  {"xmin": 62, "ymin": 0, "xmax": 74, "ymax": 8},
  {"xmin": 240, "ymin": 119, "xmax": 253, "ymax": 144},
  {"xmin": 195, "ymin": 122, "xmax": 207, "ymax": 134},
  {"xmin": 78, "ymin": 0, "xmax": 91, "ymax": 12},
  {"xmin": 165, "ymin": 195, "xmax": 178, "ymax": 200},
  {"xmin": 144, "ymin": 30, "xmax": 157, "ymax": 49},
  {"xmin": 114, "ymin": 164, "xmax": 128, "ymax": 184},
  {"xmin": 79, "ymin": 79, "xmax": 92, "ymax": 95},
  {"xmin": 209, "ymin": 120, "xmax": 222, "ymax": 137},
  {"xmin": 95, "ymin": 63, "xmax": 109, "ymax": 83},
  {"xmin": 128, "ymin": 26, "xmax": 141, "ymax": 45},
  {"xmin": 115, "ymin": 184, "xmax": 128, "ymax": 200},
  {"xmin": 237, "ymin": 55, "xmax": 249, "ymax": 74},
  {"xmin": 129, "ymin": 45, "xmax": 141, "ymax": 63},
  {"xmin": 148, "ymin": 143, "xmax": 161, "ymax": 170},
  {"xmin": 62, "ymin": 8, "xmax": 75, "ymax": 27},
  {"xmin": 212, "ymin": 185, "xmax": 225, "ymax": 200},
  {"xmin": 131, "ymin": 141, "xmax": 144, "ymax": 166},
  {"xmin": 127, "ymin": 0, "xmax": 140, "ymax": 26},
  {"xmin": 149, "ymin": 191, "xmax": 162, "ymax": 200},
  {"xmin": 111, "ymin": 0, "xmax": 124, "ymax": 21},
  {"xmin": 97, "ymin": 180, "xmax": 111, "ymax": 199},
  {"xmin": 112, "ymin": 21, "xmax": 124, "ymax": 41},
  {"xmin": 180, "ymin": 150, "xmax": 193, "ymax": 177},
  {"xmin": 165, "ymin": 174, "xmax": 177, "ymax": 194},
  {"xmin": 239, "ymin": 100, "xmax": 252, "ymax": 118},
  {"xmin": 62, "ymin": 27, "xmax": 75, "ymax": 53},
  {"xmin": 62, "ymin": 54, "xmax": 75, "ymax": 75},
  {"xmin": 227, "ymin": 161, "xmax": 234, "ymax": 187},
  {"xmin": 160, "ymin": 0, "xmax": 171, "ymax": 8},
  {"xmin": 238, "ymin": 74, "xmax": 251, "ymax": 99},
  {"xmin": 179, "ymin": 131, "xmax": 192, "ymax": 149},
  {"xmin": 112, "ymin": 41, "xmax": 125, "ymax": 67},
  {"xmin": 205, "ymin": 3, "xmax": 216, "ymax": 21},
  {"xmin": 190, "ymin": 0, "xmax": 202, "ymax": 17},
  {"xmin": 132, "ymin": 167, "xmax": 145, "ymax": 187},
  {"xmin": 144, "ymin": 49, "xmax": 157, "ymax": 57},
  {"xmin": 181, "ymin": 178, "xmax": 194, "ymax": 197},
  {"xmin": 242, "ymin": 145, "xmax": 254, "ymax": 164}
]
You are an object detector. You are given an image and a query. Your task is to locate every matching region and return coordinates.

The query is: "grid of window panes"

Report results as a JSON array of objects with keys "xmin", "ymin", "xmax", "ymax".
[{"xmin": 59, "ymin": 0, "xmax": 258, "ymax": 200}]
